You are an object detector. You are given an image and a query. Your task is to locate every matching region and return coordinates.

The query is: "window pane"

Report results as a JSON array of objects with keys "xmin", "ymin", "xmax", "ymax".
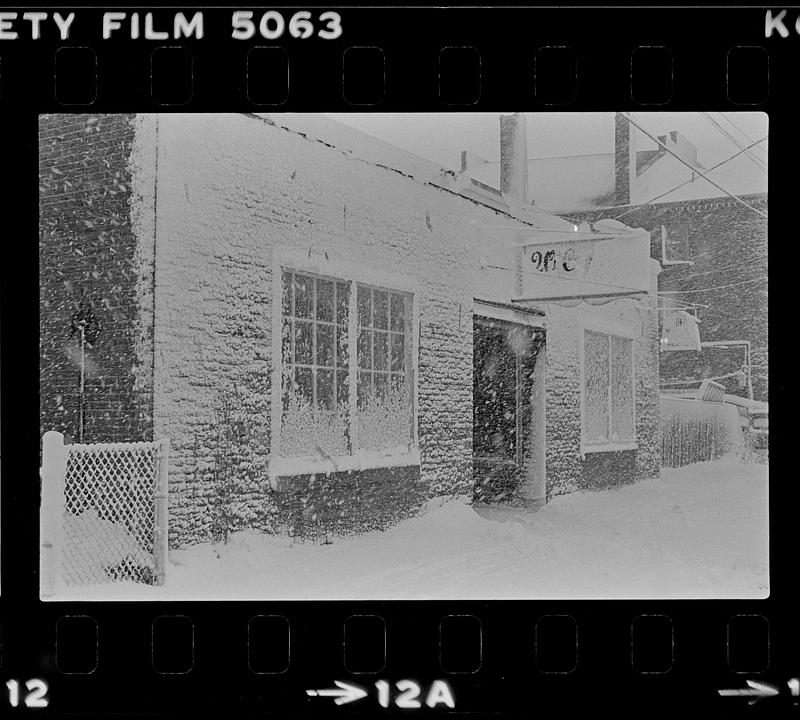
[
  {"xmin": 336, "ymin": 325, "xmax": 348, "ymax": 367},
  {"xmin": 336, "ymin": 282, "xmax": 349, "ymax": 325},
  {"xmin": 281, "ymin": 368, "xmax": 293, "ymax": 411},
  {"xmin": 374, "ymin": 290, "xmax": 389, "ymax": 329},
  {"xmin": 390, "ymin": 333, "xmax": 405, "ymax": 372},
  {"xmin": 357, "ymin": 371, "xmax": 372, "ymax": 407},
  {"xmin": 295, "ymin": 320, "xmax": 313, "ymax": 364},
  {"xmin": 294, "ymin": 274, "xmax": 313, "ymax": 318},
  {"xmin": 390, "ymin": 293, "xmax": 406, "ymax": 331},
  {"xmin": 317, "ymin": 369, "xmax": 334, "ymax": 410},
  {"xmin": 584, "ymin": 330, "xmax": 609, "ymax": 443},
  {"xmin": 282, "ymin": 368, "xmax": 348, "ymax": 458},
  {"xmin": 611, "ymin": 335, "xmax": 634, "ymax": 441},
  {"xmin": 357, "ymin": 286, "xmax": 372, "ymax": 328},
  {"xmin": 294, "ymin": 366, "xmax": 313, "ymax": 403},
  {"xmin": 281, "ymin": 317, "xmax": 292, "ymax": 365},
  {"xmin": 374, "ymin": 372, "xmax": 388, "ymax": 398},
  {"xmin": 374, "ymin": 331, "xmax": 388, "ymax": 371},
  {"xmin": 316, "ymin": 279, "xmax": 334, "ymax": 322},
  {"xmin": 357, "ymin": 329, "xmax": 371, "ymax": 369},
  {"xmin": 282, "ymin": 271, "xmax": 292, "ymax": 317},
  {"xmin": 357, "ymin": 370, "xmax": 412, "ymax": 451},
  {"xmin": 316, "ymin": 324, "xmax": 334, "ymax": 367},
  {"xmin": 336, "ymin": 370, "xmax": 349, "ymax": 409}
]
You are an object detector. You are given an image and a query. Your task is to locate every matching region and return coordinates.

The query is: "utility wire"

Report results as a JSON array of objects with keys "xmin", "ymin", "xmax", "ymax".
[
  {"xmin": 700, "ymin": 112, "xmax": 767, "ymax": 173},
  {"xmin": 661, "ymin": 371, "xmax": 743, "ymax": 386},
  {"xmin": 530, "ymin": 162, "xmax": 616, "ymax": 223},
  {"xmin": 718, "ymin": 112, "xmax": 769, "ymax": 163},
  {"xmin": 659, "ymin": 276, "xmax": 767, "ymax": 294},
  {"xmin": 655, "ymin": 296, "xmax": 708, "ymax": 309},
  {"xmin": 618, "ymin": 113, "xmax": 768, "ymax": 220},
  {"xmin": 613, "ymin": 136, "xmax": 768, "ymax": 221},
  {"xmin": 700, "ymin": 112, "xmax": 767, "ymax": 172},
  {"xmin": 658, "ymin": 258, "xmax": 767, "ymax": 284}
]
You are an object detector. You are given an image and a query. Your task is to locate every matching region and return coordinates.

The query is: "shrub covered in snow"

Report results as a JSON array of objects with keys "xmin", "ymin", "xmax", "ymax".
[
  {"xmin": 357, "ymin": 382, "xmax": 412, "ymax": 452},
  {"xmin": 279, "ymin": 390, "xmax": 349, "ymax": 457}
]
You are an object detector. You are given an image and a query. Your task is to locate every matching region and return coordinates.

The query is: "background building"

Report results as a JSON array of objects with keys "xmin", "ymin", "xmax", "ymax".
[{"xmin": 463, "ymin": 112, "xmax": 768, "ymax": 401}]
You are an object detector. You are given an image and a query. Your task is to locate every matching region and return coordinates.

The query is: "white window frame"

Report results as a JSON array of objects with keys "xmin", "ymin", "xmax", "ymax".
[
  {"xmin": 270, "ymin": 246, "xmax": 421, "ymax": 479},
  {"xmin": 579, "ymin": 314, "xmax": 637, "ymax": 455}
]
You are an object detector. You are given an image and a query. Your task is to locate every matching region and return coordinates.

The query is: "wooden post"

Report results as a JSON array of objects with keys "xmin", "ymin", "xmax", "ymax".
[
  {"xmin": 79, "ymin": 325, "xmax": 85, "ymax": 443},
  {"xmin": 154, "ymin": 438, "xmax": 170, "ymax": 586},
  {"xmin": 40, "ymin": 431, "xmax": 68, "ymax": 598}
]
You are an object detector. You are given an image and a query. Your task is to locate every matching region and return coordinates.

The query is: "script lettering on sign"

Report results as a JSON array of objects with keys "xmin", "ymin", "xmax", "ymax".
[{"xmin": 528, "ymin": 243, "xmax": 594, "ymax": 276}]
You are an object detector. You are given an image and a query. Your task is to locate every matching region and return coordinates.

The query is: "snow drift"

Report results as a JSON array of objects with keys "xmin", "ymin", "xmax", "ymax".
[{"xmin": 49, "ymin": 460, "xmax": 768, "ymax": 601}]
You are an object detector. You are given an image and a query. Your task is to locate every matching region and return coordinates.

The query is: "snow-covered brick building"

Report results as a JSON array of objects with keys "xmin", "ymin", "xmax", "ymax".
[{"xmin": 40, "ymin": 113, "xmax": 662, "ymax": 548}]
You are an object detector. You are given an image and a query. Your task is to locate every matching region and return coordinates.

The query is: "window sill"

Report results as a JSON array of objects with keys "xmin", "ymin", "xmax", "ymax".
[
  {"xmin": 268, "ymin": 449, "xmax": 420, "ymax": 484},
  {"xmin": 581, "ymin": 441, "xmax": 638, "ymax": 456}
]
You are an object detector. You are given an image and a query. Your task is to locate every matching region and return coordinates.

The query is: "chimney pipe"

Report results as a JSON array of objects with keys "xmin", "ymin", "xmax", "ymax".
[
  {"xmin": 614, "ymin": 112, "xmax": 636, "ymax": 206},
  {"xmin": 500, "ymin": 113, "xmax": 528, "ymax": 202}
]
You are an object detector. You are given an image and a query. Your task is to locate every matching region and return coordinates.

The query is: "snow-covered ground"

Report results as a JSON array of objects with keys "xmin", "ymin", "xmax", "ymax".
[{"xmin": 51, "ymin": 460, "xmax": 768, "ymax": 601}]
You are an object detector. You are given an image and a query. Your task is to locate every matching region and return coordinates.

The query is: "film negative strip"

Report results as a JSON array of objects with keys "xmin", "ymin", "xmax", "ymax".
[{"xmin": 0, "ymin": 4, "xmax": 795, "ymax": 717}]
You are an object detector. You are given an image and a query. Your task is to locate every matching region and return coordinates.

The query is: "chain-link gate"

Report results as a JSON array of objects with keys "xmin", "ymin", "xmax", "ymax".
[{"xmin": 40, "ymin": 432, "xmax": 169, "ymax": 595}]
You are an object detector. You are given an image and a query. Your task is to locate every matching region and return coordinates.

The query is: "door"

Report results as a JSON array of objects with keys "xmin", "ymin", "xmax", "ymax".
[{"xmin": 472, "ymin": 316, "xmax": 544, "ymax": 504}]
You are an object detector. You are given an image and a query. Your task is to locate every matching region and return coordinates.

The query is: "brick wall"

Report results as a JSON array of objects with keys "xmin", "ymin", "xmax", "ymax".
[
  {"xmin": 271, "ymin": 465, "xmax": 426, "ymax": 539},
  {"xmin": 574, "ymin": 196, "xmax": 768, "ymax": 401},
  {"xmin": 39, "ymin": 114, "xmax": 154, "ymax": 444},
  {"xmin": 543, "ymin": 306, "xmax": 584, "ymax": 497}
]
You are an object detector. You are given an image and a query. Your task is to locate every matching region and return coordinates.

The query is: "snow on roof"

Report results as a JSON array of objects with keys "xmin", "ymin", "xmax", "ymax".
[
  {"xmin": 633, "ymin": 150, "xmax": 767, "ymax": 207},
  {"xmin": 264, "ymin": 113, "xmax": 448, "ymax": 184},
  {"xmin": 465, "ymin": 149, "xmax": 767, "ymax": 214},
  {"xmin": 260, "ymin": 113, "xmax": 584, "ymax": 235}
]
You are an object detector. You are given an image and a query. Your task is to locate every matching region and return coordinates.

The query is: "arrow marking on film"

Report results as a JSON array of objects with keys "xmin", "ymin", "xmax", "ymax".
[
  {"xmin": 306, "ymin": 681, "xmax": 368, "ymax": 706},
  {"xmin": 718, "ymin": 679, "xmax": 780, "ymax": 704}
]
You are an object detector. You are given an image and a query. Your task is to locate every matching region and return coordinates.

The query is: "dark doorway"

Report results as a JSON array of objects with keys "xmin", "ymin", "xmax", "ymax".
[{"xmin": 472, "ymin": 316, "xmax": 545, "ymax": 504}]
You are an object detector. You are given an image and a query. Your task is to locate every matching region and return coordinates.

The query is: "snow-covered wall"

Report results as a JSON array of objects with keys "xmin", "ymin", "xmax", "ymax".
[
  {"xmin": 543, "ymin": 281, "xmax": 661, "ymax": 498},
  {"xmin": 149, "ymin": 113, "xmax": 531, "ymax": 546},
  {"xmin": 148, "ymin": 113, "xmax": 662, "ymax": 545},
  {"xmin": 40, "ymin": 113, "xmax": 662, "ymax": 548}
]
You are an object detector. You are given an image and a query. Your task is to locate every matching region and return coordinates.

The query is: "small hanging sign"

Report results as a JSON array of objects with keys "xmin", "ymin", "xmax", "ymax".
[{"xmin": 660, "ymin": 309, "xmax": 701, "ymax": 352}]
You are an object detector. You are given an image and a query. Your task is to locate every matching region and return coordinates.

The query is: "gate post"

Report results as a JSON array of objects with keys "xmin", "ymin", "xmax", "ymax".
[
  {"xmin": 154, "ymin": 438, "xmax": 170, "ymax": 586},
  {"xmin": 40, "ymin": 431, "xmax": 68, "ymax": 598}
]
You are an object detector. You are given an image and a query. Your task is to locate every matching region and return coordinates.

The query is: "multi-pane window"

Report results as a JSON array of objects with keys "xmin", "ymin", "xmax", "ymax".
[
  {"xmin": 281, "ymin": 272, "xmax": 350, "ymax": 457},
  {"xmin": 280, "ymin": 270, "xmax": 413, "ymax": 458},
  {"xmin": 356, "ymin": 287, "xmax": 412, "ymax": 451},
  {"xmin": 583, "ymin": 330, "xmax": 635, "ymax": 446}
]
